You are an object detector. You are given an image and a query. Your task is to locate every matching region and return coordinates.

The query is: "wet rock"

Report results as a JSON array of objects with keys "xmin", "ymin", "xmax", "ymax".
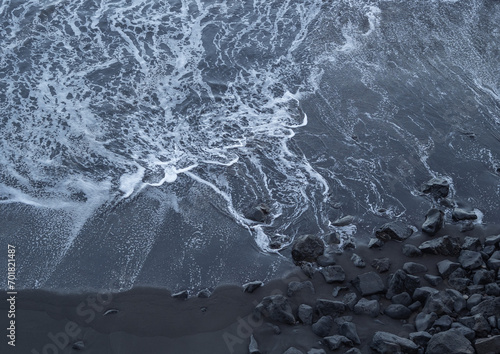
[
  {"xmin": 344, "ymin": 349, "xmax": 362, "ymax": 354},
  {"xmin": 331, "ymin": 215, "xmax": 354, "ymax": 226},
  {"xmin": 254, "ymin": 295, "xmax": 295, "ymax": 325},
  {"xmin": 474, "ymin": 335, "xmax": 500, "ymax": 354},
  {"xmin": 246, "ymin": 203, "xmax": 271, "ymax": 223},
  {"xmin": 462, "ymin": 236, "xmax": 482, "ymax": 251},
  {"xmin": 423, "ymin": 291, "xmax": 456, "ymax": 315},
  {"xmin": 375, "ymin": 221, "xmax": 413, "ymax": 241},
  {"xmin": 409, "ymin": 301, "xmax": 422, "ymax": 312},
  {"xmin": 402, "ymin": 244, "xmax": 422, "ymax": 257},
  {"xmin": 419, "ymin": 235, "xmax": 461, "ymax": 256},
  {"xmin": 312, "ymin": 316, "xmax": 333, "ymax": 337},
  {"xmin": 249, "ymin": 335, "xmax": 261, "ymax": 354},
  {"xmin": 409, "ymin": 331, "xmax": 432, "ymax": 346},
  {"xmin": 172, "ymin": 290, "xmax": 188, "ymax": 299},
  {"xmin": 323, "ymin": 335, "xmax": 353, "ymax": 351},
  {"xmin": 422, "ymin": 208, "xmax": 444, "ymax": 236},
  {"xmin": 316, "ymin": 299, "xmax": 346, "ymax": 316},
  {"xmin": 197, "ymin": 288, "xmax": 211, "ymax": 298},
  {"xmin": 467, "ymin": 294, "xmax": 483, "ymax": 310},
  {"xmin": 415, "ymin": 312, "xmax": 438, "ymax": 331},
  {"xmin": 292, "ymin": 234, "xmax": 325, "ymax": 264},
  {"xmin": 422, "ymin": 177, "xmax": 450, "ymax": 198},
  {"xmin": 342, "ymin": 292, "xmax": 358, "ymax": 311},
  {"xmin": 287, "ymin": 281, "xmax": 314, "ymax": 297},
  {"xmin": 433, "ymin": 315, "xmax": 453, "ymax": 330},
  {"xmin": 283, "ymin": 348, "xmax": 303, "ymax": 354},
  {"xmin": 339, "ymin": 321, "xmax": 361, "ymax": 345},
  {"xmin": 461, "ymin": 221, "xmax": 475, "ymax": 232},
  {"xmin": 298, "ymin": 304, "xmax": 313, "ymax": 325},
  {"xmin": 484, "ymin": 234, "xmax": 500, "ymax": 247},
  {"xmin": 392, "ymin": 292, "xmax": 412, "ymax": 306},
  {"xmin": 368, "ymin": 238, "xmax": 385, "ymax": 248},
  {"xmin": 484, "ymin": 245, "xmax": 497, "ymax": 256},
  {"xmin": 403, "ymin": 262, "xmax": 428, "ymax": 274},
  {"xmin": 448, "ymin": 277, "xmax": 471, "ymax": 292},
  {"xmin": 473, "ymin": 270, "xmax": 495, "ymax": 285},
  {"xmin": 306, "ymin": 350, "xmax": 326, "ymax": 354},
  {"xmin": 320, "ymin": 265, "xmax": 346, "ymax": 283},
  {"xmin": 371, "ymin": 257, "xmax": 391, "ymax": 273},
  {"xmin": 436, "ymin": 259, "xmax": 460, "ymax": 278},
  {"xmin": 301, "ymin": 262, "xmax": 316, "ymax": 278},
  {"xmin": 459, "ymin": 314, "xmax": 491, "ymax": 337},
  {"xmin": 72, "ymin": 341, "xmax": 85, "ymax": 350},
  {"xmin": 243, "ymin": 281, "xmax": 263, "ymax": 293},
  {"xmin": 103, "ymin": 309, "xmax": 119, "ymax": 316},
  {"xmin": 446, "ymin": 288, "xmax": 467, "ymax": 312},
  {"xmin": 370, "ymin": 331, "xmax": 419, "ymax": 354},
  {"xmin": 424, "ymin": 274, "xmax": 443, "ymax": 286},
  {"xmin": 332, "ymin": 286, "xmax": 348, "ymax": 297},
  {"xmin": 426, "ymin": 329, "xmax": 474, "ymax": 354},
  {"xmin": 452, "ymin": 208, "xmax": 477, "ymax": 221},
  {"xmin": 384, "ymin": 304, "xmax": 412, "ymax": 319},
  {"xmin": 354, "ymin": 298, "xmax": 380, "ymax": 317},
  {"xmin": 350, "ymin": 253, "xmax": 365, "ymax": 268},
  {"xmin": 352, "ymin": 272, "xmax": 385, "ymax": 296},
  {"xmin": 459, "ymin": 250, "xmax": 484, "ymax": 270},
  {"xmin": 386, "ymin": 269, "xmax": 421, "ymax": 299},
  {"xmin": 316, "ymin": 253, "xmax": 336, "ymax": 267}
]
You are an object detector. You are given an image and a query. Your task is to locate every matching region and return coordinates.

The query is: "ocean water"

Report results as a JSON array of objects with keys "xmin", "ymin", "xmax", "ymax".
[{"xmin": 1, "ymin": 0, "xmax": 499, "ymax": 290}]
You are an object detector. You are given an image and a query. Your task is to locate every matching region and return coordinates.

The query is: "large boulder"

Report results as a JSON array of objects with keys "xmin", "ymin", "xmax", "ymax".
[
  {"xmin": 254, "ymin": 295, "xmax": 295, "ymax": 324},
  {"xmin": 425, "ymin": 329, "xmax": 475, "ymax": 354},
  {"xmin": 370, "ymin": 331, "xmax": 419, "ymax": 354},
  {"xmin": 422, "ymin": 177, "xmax": 450, "ymax": 198},
  {"xmin": 291, "ymin": 234, "xmax": 325, "ymax": 264},
  {"xmin": 375, "ymin": 221, "xmax": 413, "ymax": 241},
  {"xmin": 422, "ymin": 208, "xmax": 444, "ymax": 236}
]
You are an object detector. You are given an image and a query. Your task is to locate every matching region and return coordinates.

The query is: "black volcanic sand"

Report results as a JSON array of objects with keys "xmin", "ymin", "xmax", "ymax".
[{"xmin": 2, "ymin": 223, "xmax": 500, "ymax": 354}]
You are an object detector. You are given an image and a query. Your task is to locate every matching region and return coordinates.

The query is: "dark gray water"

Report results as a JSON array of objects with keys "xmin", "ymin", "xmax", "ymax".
[{"xmin": 0, "ymin": 0, "xmax": 499, "ymax": 291}]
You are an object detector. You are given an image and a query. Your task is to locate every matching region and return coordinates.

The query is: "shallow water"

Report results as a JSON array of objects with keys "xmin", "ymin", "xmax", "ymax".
[{"xmin": 0, "ymin": 0, "xmax": 499, "ymax": 290}]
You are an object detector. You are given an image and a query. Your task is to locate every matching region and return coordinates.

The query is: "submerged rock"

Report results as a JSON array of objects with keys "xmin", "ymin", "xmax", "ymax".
[
  {"xmin": 291, "ymin": 234, "xmax": 325, "ymax": 264},
  {"xmin": 246, "ymin": 203, "xmax": 271, "ymax": 223}
]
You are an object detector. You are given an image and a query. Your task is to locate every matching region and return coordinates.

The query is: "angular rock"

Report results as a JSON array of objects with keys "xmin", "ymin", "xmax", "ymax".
[
  {"xmin": 459, "ymin": 314, "xmax": 491, "ymax": 337},
  {"xmin": 339, "ymin": 321, "xmax": 361, "ymax": 345},
  {"xmin": 323, "ymin": 335, "xmax": 353, "ymax": 351},
  {"xmin": 426, "ymin": 329, "xmax": 474, "ymax": 354},
  {"xmin": 452, "ymin": 208, "xmax": 477, "ymax": 221},
  {"xmin": 370, "ymin": 331, "xmax": 419, "ymax": 354},
  {"xmin": 332, "ymin": 286, "xmax": 348, "ymax": 297},
  {"xmin": 72, "ymin": 341, "xmax": 85, "ymax": 350},
  {"xmin": 451, "ymin": 323, "xmax": 476, "ymax": 341},
  {"xmin": 344, "ymin": 349, "xmax": 362, "ymax": 354},
  {"xmin": 298, "ymin": 304, "xmax": 313, "ymax": 325},
  {"xmin": 368, "ymin": 238, "xmax": 385, "ymax": 249},
  {"xmin": 467, "ymin": 294, "xmax": 483, "ymax": 310},
  {"xmin": 312, "ymin": 316, "xmax": 333, "ymax": 337},
  {"xmin": 350, "ymin": 253, "xmax": 365, "ymax": 268},
  {"xmin": 375, "ymin": 221, "xmax": 413, "ymax": 241},
  {"xmin": 487, "ymin": 251, "xmax": 500, "ymax": 271},
  {"xmin": 462, "ymin": 236, "xmax": 482, "ymax": 251},
  {"xmin": 371, "ymin": 257, "xmax": 391, "ymax": 273},
  {"xmin": 485, "ymin": 234, "xmax": 500, "ymax": 247},
  {"xmin": 402, "ymin": 244, "xmax": 422, "ymax": 257},
  {"xmin": 437, "ymin": 259, "xmax": 461, "ymax": 278},
  {"xmin": 433, "ymin": 315, "xmax": 453, "ymax": 330},
  {"xmin": 342, "ymin": 292, "xmax": 358, "ymax": 311},
  {"xmin": 354, "ymin": 298, "xmax": 379, "ymax": 317},
  {"xmin": 449, "ymin": 277, "xmax": 471, "ymax": 292},
  {"xmin": 352, "ymin": 272, "xmax": 385, "ymax": 296},
  {"xmin": 403, "ymin": 262, "xmax": 428, "ymax": 274},
  {"xmin": 287, "ymin": 281, "xmax": 314, "ymax": 297},
  {"xmin": 316, "ymin": 299, "xmax": 346, "ymax": 316},
  {"xmin": 386, "ymin": 269, "xmax": 420, "ymax": 299},
  {"xmin": 300, "ymin": 262, "xmax": 316, "ymax": 278},
  {"xmin": 419, "ymin": 235, "xmax": 461, "ymax": 256},
  {"xmin": 409, "ymin": 301, "xmax": 422, "ymax": 312},
  {"xmin": 197, "ymin": 288, "xmax": 211, "ymax": 298},
  {"xmin": 283, "ymin": 348, "xmax": 303, "ymax": 354},
  {"xmin": 409, "ymin": 331, "xmax": 432, "ymax": 346},
  {"xmin": 424, "ymin": 274, "xmax": 443, "ymax": 286},
  {"xmin": 485, "ymin": 283, "xmax": 500, "ymax": 296},
  {"xmin": 413, "ymin": 287, "xmax": 439, "ymax": 303},
  {"xmin": 307, "ymin": 350, "xmax": 326, "ymax": 354},
  {"xmin": 473, "ymin": 270, "xmax": 495, "ymax": 285},
  {"xmin": 474, "ymin": 335, "xmax": 500, "ymax": 354},
  {"xmin": 249, "ymin": 335, "xmax": 261, "ymax": 354},
  {"xmin": 422, "ymin": 208, "xmax": 445, "ymax": 235},
  {"xmin": 459, "ymin": 250, "xmax": 484, "ymax": 270},
  {"xmin": 415, "ymin": 312, "xmax": 438, "ymax": 331},
  {"xmin": 246, "ymin": 203, "xmax": 270, "ymax": 223},
  {"xmin": 423, "ymin": 291, "xmax": 456, "ymax": 315},
  {"xmin": 422, "ymin": 177, "xmax": 450, "ymax": 198},
  {"xmin": 320, "ymin": 265, "xmax": 346, "ymax": 283},
  {"xmin": 243, "ymin": 281, "xmax": 263, "ymax": 293},
  {"xmin": 384, "ymin": 304, "xmax": 412, "ymax": 319},
  {"xmin": 255, "ymin": 295, "xmax": 295, "ymax": 325},
  {"xmin": 446, "ymin": 288, "xmax": 467, "ymax": 312},
  {"xmin": 172, "ymin": 290, "xmax": 188, "ymax": 299},
  {"xmin": 316, "ymin": 253, "xmax": 336, "ymax": 267},
  {"xmin": 292, "ymin": 234, "xmax": 325, "ymax": 264}
]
